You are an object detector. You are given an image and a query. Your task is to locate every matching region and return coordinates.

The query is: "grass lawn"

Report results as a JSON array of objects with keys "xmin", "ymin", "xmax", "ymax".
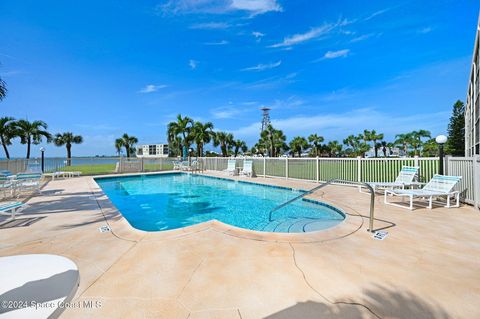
[
  {"xmin": 53, "ymin": 163, "xmax": 175, "ymax": 175},
  {"xmin": 59, "ymin": 164, "xmax": 117, "ymax": 175}
]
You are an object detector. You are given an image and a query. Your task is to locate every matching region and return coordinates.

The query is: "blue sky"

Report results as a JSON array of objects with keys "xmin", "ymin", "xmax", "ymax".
[{"xmin": 0, "ymin": 0, "xmax": 478, "ymax": 157}]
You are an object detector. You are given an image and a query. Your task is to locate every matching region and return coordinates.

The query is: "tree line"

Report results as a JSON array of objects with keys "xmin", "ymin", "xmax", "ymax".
[
  {"xmin": 167, "ymin": 115, "xmax": 247, "ymax": 158},
  {"xmin": 0, "ymin": 117, "xmax": 83, "ymax": 159},
  {"xmin": 166, "ymin": 100, "xmax": 465, "ymax": 158}
]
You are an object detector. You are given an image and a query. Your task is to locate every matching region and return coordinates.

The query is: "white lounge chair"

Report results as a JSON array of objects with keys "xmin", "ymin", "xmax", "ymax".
[
  {"xmin": 224, "ymin": 159, "xmax": 237, "ymax": 175},
  {"xmin": 360, "ymin": 166, "xmax": 420, "ymax": 193},
  {"xmin": 0, "ymin": 175, "xmax": 14, "ymax": 198},
  {"xmin": 240, "ymin": 160, "xmax": 254, "ymax": 177},
  {"xmin": 15, "ymin": 173, "xmax": 42, "ymax": 196},
  {"xmin": 384, "ymin": 174, "xmax": 462, "ymax": 210},
  {"xmin": 0, "ymin": 201, "xmax": 28, "ymax": 219},
  {"xmin": 173, "ymin": 160, "xmax": 182, "ymax": 170}
]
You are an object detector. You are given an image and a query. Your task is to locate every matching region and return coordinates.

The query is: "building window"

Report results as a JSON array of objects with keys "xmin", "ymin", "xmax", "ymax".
[{"xmin": 149, "ymin": 145, "xmax": 157, "ymax": 155}]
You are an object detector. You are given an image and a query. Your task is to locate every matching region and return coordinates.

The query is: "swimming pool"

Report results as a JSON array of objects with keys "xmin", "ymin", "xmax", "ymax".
[{"xmin": 95, "ymin": 173, "xmax": 345, "ymax": 233}]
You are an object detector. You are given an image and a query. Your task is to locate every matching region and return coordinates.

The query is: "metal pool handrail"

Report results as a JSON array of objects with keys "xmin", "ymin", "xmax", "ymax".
[{"xmin": 268, "ymin": 179, "xmax": 376, "ymax": 233}]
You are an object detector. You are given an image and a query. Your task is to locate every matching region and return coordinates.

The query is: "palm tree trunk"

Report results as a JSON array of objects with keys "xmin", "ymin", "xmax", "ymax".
[
  {"xmin": 66, "ymin": 145, "xmax": 72, "ymax": 166},
  {"xmin": 1, "ymin": 136, "xmax": 10, "ymax": 159},
  {"xmin": 26, "ymin": 139, "xmax": 31, "ymax": 159}
]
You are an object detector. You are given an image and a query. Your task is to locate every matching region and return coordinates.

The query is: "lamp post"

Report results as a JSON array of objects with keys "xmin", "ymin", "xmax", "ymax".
[
  {"xmin": 435, "ymin": 135, "xmax": 447, "ymax": 175},
  {"xmin": 39, "ymin": 147, "xmax": 45, "ymax": 173}
]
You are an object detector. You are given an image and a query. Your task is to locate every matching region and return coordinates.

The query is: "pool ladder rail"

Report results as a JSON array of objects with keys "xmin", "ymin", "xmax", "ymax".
[{"xmin": 268, "ymin": 179, "xmax": 376, "ymax": 233}]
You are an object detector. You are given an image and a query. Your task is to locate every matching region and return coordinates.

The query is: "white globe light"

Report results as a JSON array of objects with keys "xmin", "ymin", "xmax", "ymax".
[
  {"xmin": 39, "ymin": 147, "xmax": 45, "ymax": 152},
  {"xmin": 435, "ymin": 135, "xmax": 447, "ymax": 144}
]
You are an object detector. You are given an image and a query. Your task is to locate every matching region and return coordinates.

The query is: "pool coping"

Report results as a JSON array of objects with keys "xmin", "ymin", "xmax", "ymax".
[{"xmin": 88, "ymin": 171, "xmax": 365, "ymax": 243}]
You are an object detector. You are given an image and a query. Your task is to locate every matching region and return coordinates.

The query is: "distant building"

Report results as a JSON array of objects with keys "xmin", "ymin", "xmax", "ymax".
[
  {"xmin": 466, "ymin": 15, "xmax": 480, "ymax": 156},
  {"xmin": 136, "ymin": 144, "xmax": 169, "ymax": 158},
  {"xmin": 365, "ymin": 147, "xmax": 402, "ymax": 158}
]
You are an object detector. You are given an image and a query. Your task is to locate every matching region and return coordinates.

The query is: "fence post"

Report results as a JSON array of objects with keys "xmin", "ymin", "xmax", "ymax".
[
  {"xmin": 263, "ymin": 157, "xmax": 266, "ymax": 178},
  {"xmin": 357, "ymin": 156, "xmax": 362, "ymax": 182},
  {"xmin": 285, "ymin": 157, "xmax": 289, "ymax": 180},
  {"xmin": 214, "ymin": 157, "xmax": 218, "ymax": 171},
  {"xmin": 316, "ymin": 157, "xmax": 319, "ymax": 183},
  {"xmin": 414, "ymin": 156, "xmax": 420, "ymax": 181},
  {"xmin": 444, "ymin": 155, "xmax": 451, "ymax": 175},
  {"xmin": 473, "ymin": 155, "xmax": 480, "ymax": 210}
]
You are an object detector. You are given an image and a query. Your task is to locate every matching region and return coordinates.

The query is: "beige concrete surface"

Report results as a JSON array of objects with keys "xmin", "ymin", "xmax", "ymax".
[{"xmin": 0, "ymin": 171, "xmax": 479, "ymax": 319}]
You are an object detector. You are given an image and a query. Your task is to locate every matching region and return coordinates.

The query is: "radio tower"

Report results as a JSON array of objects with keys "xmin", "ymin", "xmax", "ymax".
[{"xmin": 260, "ymin": 107, "xmax": 271, "ymax": 132}]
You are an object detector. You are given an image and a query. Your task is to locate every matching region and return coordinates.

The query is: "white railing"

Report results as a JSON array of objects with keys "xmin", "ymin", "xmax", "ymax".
[
  {"xmin": 200, "ymin": 156, "xmax": 479, "ymax": 209},
  {"xmin": 0, "ymin": 155, "xmax": 478, "ymax": 208}
]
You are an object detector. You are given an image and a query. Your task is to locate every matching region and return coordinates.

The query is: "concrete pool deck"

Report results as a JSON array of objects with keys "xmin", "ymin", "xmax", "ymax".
[{"xmin": 0, "ymin": 171, "xmax": 479, "ymax": 318}]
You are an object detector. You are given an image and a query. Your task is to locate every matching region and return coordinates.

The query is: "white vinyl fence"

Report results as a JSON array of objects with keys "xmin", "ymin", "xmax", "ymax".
[
  {"xmin": 202, "ymin": 156, "xmax": 480, "ymax": 209},
  {"xmin": 0, "ymin": 155, "xmax": 478, "ymax": 208}
]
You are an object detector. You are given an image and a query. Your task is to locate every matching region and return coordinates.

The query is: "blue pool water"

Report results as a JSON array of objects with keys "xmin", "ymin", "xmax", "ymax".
[{"xmin": 95, "ymin": 173, "xmax": 345, "ymax": 233}]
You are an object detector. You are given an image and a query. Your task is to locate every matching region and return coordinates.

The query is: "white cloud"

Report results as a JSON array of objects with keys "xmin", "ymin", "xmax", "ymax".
[
  {"xmin": 231, "ymin": 0, "xmax": 282, "ymax": 15},
  {"xmin": 204, "ymin": 40, "xmax": 229, "ymax": 45},
  {"xmin": 418, "ymin": 27, "xmax": 433, "ymax": 34},
  {"xmin": 364, "ymin": 8, "xmax": 390, "ymax": 21},
  {"xmin": 189, "ymin": 59, "xmax": 198, "ymax": 69},
  {"xmin": 242, "ymin": 60, "xmax": 281, "ymax": 71},
  {"xmin": 350, "ymin": 33, "xmax": 374, "ymax": 43},
  {"xmin": 323, "ymin": 49, "xmax": 350, "ymax": 59},
  {"xmin": 243, "ymin": 72, "xmax": 298, "ymax": 89},
  {"xmin": 211, "ymin": 106, "xmax": 242, "ymax": 119},
  {"xmin": 252, "ymin": 31, "xmax": 265, "ymax": 41},
  {"xmin": 138, "ymin": 84, "xmax": 167, "ymax": 93},
  {"xmin": 190, "ymin": 22, "xmax": 231, "ymax": 29},
  {"xmin": 269, "ymin": 24, "xmax": 336, "ymax": 48},
  {"xmin": 158, "ymin": 0, "xmax": 281, "ymax": 16}
]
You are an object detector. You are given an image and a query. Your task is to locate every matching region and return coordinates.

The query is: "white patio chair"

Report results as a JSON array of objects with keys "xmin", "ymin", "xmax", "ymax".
[
  {"xmin": 224, "ymin": 159, "xmax": 237, "ymax": 175},
  {"xmin": 240, "ymin": 160, "xmax": 254, "ymax": 177},
  {"xmin": 384, "ymin": 174, "xmax": 462, "ymax": 210},
  {"xmin": 360, "ymin": 166, "xmax": 420, "ymax": 193}
]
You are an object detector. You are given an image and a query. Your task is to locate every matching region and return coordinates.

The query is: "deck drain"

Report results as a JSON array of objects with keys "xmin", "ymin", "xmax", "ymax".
[
  {"xmin": 373, "ymin": 231, "xmax": 388, "ymax": 240},
  {"xmin": 98, "ymin": 225, "xmax": 111, "ymax": 233}
]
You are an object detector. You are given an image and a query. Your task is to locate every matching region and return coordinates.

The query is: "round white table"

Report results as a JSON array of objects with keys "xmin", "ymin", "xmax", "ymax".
[{"xmin": 0, "ymin": 254, "xmax": 79, "ymax": 319}]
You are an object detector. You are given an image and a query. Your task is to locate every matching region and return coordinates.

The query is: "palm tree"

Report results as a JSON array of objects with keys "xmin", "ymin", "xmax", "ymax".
[
  {"xmin": 395, "ymin": 133, "xmax": 410, "ymax": 156},
  {"xmin": 289, "ymin": 136, "xmax": 309, "ymax": 157},
  {"xmin": 409, "ymin": 130, "xmax": 431, "ymax": 156},
  {"xmin": 15, "ymin": 119, "xmax": 51, "ymax": 159},
  {"xmin": 213, "ymin": 131, "xmax": 234, "ymax": 157},
  {"xmin": 167, "ymin": 114, "xmax": 194, "ymax": 156},
  {"xmin": 192, "ymin": 121, "xmax": 214, "ymax": 157},
  {"xmin": 380, "ymin": 141, "xmax": 388, "ymax": 157},
  {"xmin": 343, "ymin": 134, "xmax": 369, "ymax": 157},
  {"xmin": 0, "ymin": 77, "xmax": 6, "ymax": 101},
  {"xmin": 327, "ymin": 141, "xmax": 342, "ymax": 157},
  {"xmin": 260, "ymin": 125, "xmax": 288, "ymax": 157},
  {"xmin": 53, "ymin": 132, "xmax": 83, "ymax": 165},
  {"xmin": 114, "ymin": 138, "xmax": 123, "ymax": 156},
  {"xmin": 253, "ymin": 142, "xmax": 266, "ymax": 156},
  {"xmin": 362, "ymin": 129, "xmax": 384, "ymax": 157},
  {"xmin": 308, "ymin": 134, "xmax": 324, "ymax": 156},
  {"xmin": 232, "ymin": 139, "xmax": 247, "ymax": 157},
  {"xmin": 0, "ymin": 117, "xmax": 16, "ymax": 159},
  {"xmin": 421, "ymin": 138, "xmax": 438, "ymax": 157},
  {"xmin": 116, "ymin": 133, "xmax": 138, "ymax": 157}
]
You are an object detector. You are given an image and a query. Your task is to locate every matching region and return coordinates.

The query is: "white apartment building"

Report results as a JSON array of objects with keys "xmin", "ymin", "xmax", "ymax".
[
  {"xmin": 136, "ymin": 144, "xmax": 169, "ymax": 158},
  {"xmin": 466, "ymin": 15, "xmax": 480, "ymax": 156}
]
